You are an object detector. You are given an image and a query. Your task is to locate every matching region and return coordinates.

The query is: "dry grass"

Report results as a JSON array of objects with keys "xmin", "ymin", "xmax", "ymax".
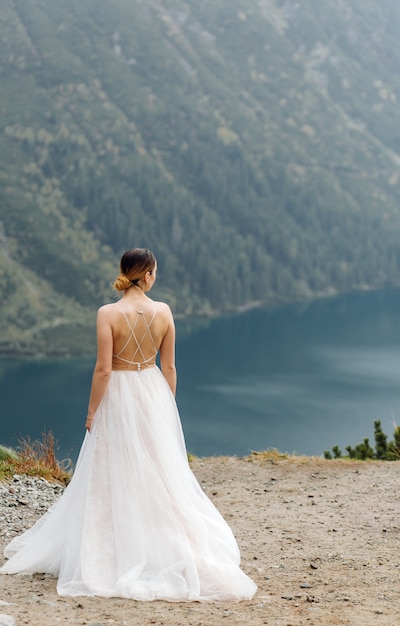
[
  {"xmin": 0, "ymin": 431, "xmax": 72, "ymax": 484},
  {"xmin": 249, "ymin": 448, "xmax": 289, "ymax": 462}
]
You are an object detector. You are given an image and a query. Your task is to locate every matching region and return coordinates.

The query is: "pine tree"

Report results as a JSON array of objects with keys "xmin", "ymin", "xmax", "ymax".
[{"xmin": 374, "ymin": 420, "xmax": 388, "ymax": 460}]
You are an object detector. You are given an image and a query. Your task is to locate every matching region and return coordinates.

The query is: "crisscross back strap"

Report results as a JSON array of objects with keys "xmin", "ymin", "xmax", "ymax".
[{"xmin": 113, "ymin": 301, "xmax": 157, "ymax": 370}]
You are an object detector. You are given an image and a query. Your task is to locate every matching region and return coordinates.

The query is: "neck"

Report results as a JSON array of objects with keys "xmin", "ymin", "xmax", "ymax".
[{"xmin": 127, "ymin": 283, "xmax": 147, "ymax": 295}]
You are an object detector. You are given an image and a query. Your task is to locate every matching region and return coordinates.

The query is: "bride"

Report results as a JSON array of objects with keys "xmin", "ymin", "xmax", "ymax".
[{"xmin": 1, "ymin": 248, "xmax": 257, "ymax": 602}]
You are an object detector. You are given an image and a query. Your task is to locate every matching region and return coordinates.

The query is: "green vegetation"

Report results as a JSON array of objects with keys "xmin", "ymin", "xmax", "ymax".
[
  {"xmin": 2, "ymin": 0, "xmax": 400, "ymax": 355},
  {"xmin": 0, "ymin": 445, "xmax": 19, "ymax": 462},
  {"xmin": 0, "ymin": 432, "xmax": 72, "ymax": 483},
  {"xmin": 324, "ymin": 420, "xmax": 400, "ymax": 461}
]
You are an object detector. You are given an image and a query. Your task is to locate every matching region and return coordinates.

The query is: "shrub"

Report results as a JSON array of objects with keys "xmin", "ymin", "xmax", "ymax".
[{"xmin": 324, "ymin": 420, "xmax": 400, "ymax": 461}]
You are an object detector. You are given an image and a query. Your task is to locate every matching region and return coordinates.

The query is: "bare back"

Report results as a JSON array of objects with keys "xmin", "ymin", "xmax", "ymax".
[{"xmin": 111, "ymin": 300, "xmax": 170, "ymax": 371}]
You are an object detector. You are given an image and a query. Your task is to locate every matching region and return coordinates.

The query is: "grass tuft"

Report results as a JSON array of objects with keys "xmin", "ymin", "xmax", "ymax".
[
  {"xmin": 0, "ymin": 431, "xmax": 72, "ymax": 484},
  {"xmin": 0, "ymin": 445, "xmax": 19, "ymax": 462},
  {"xmin": 249, "ymin": 448, "xmax": 289, "ymax": 462}
]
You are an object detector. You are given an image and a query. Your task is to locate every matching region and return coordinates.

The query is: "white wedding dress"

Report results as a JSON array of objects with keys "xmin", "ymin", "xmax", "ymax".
[{"xmin": 1, "ymin": 307, "xmax": 257, "ymax": 602}]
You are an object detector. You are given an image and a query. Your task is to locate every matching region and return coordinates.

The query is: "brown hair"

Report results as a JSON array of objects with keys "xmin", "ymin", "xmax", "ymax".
[{"xmin": 113, "ymin": 248, "xmax": 156, "ymax": 291}]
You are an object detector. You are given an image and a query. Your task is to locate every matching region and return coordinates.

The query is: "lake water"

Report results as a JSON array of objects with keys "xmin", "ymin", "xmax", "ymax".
[{"xmin": 2, "ymin": 288, "xmax": 400, "ymax": 461}]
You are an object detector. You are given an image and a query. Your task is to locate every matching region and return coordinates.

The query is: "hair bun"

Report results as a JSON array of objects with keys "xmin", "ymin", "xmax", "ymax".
[{"xmin": 113, "ymin": 273, "xmax": 132, "ymax": 291}]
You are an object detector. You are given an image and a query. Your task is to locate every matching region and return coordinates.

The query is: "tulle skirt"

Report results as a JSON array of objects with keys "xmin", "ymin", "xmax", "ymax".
[{"xmin": 1, "ymin": 367, "xmax": 257, "ymax": 602}]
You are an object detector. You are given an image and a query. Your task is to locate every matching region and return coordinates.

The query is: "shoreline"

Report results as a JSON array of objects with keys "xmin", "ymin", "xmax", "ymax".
[{"xmin": 2, "ymin": 283, "xmax": 399, "ymax": 359}]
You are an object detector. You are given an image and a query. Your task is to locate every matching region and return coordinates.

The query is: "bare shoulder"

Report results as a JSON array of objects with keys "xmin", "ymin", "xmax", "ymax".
[
  {"xmin": 97, "ymin": 302, "xmax": 120, "ymax": 320},
  {"xmin": 155, "ymin": 301, "xmax": 172, "ymax": 317},
  {"xmin": 155, "ymin": 301, "xmax": 174, "ymax": 319}
]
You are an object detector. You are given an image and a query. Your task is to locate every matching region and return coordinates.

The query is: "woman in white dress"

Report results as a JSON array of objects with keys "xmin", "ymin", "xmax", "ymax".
[{"xmin": 1, "ymin": 248, "xmax": 257, "ymax": 602}]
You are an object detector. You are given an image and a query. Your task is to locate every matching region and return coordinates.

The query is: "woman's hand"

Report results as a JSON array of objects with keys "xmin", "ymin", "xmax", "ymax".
[{"xmin": 85, "ymin": 415, "xmax": 94, "ymax": 432}]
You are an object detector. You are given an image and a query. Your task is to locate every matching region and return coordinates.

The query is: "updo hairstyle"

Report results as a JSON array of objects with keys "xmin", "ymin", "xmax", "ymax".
[{"xmin": 113, "ymin": 248, "xmax": 156, "ymax": 291}]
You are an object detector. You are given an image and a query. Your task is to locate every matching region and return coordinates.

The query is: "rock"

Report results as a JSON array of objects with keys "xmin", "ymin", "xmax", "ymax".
[
  {"xmin": 0, "ymin": 615, "xmax": 16, "ymax": 626},
  {"xmin": 300, "ymin": 582, "xmax": 312, "ymax": 588},
  {"xmin": 0, "ymin": 476, "xmax": 64, "ymax": 544}
]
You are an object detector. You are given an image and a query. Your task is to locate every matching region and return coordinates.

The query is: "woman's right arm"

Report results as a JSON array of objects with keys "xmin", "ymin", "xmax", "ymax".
[
  {"xmin": 159, "ymin": 305, "xmax": 177, "ymax": 396},
  {"xmin": 86, "ymin": 306, "xmax": 113, "ymax": 431}
]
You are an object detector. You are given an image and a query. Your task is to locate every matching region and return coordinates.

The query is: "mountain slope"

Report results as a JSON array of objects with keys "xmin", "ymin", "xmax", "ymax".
[{"xmin": 1, "ymin": 0, "xmax": 400, "ymax": 355}]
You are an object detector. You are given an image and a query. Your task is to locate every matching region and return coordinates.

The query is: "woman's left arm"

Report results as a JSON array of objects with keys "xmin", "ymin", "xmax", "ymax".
[{"xmin": 85, "ymin": 306, "xmax": 113, "ymax": 431}]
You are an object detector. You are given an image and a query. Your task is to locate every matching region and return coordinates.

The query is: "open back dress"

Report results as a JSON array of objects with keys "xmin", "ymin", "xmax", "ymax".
[{"xmin": 1, "ymin": 303, "xmax": 257, "ymax": 602}]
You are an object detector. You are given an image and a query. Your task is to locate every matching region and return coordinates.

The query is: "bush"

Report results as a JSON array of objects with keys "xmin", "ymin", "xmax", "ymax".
[{"xmin": 324, "ymin": 420, "xmax": 400, "ymax": 461}]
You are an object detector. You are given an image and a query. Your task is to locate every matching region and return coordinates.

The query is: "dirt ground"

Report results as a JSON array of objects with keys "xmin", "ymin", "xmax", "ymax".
[{"xmin": 1, "ymin": 454, "xmax": 400, "ymax": 626}]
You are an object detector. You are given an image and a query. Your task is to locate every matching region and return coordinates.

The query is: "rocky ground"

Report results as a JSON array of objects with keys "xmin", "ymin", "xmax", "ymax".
[{"xmin": 1, "ymin": 455, "xmax": 400, "ymax": 626}]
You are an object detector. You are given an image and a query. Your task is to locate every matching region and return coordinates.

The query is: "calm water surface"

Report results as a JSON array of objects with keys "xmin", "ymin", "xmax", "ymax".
[{"xmin": 2, "ymin": 289, "xmax": 400, "ymax": 460}]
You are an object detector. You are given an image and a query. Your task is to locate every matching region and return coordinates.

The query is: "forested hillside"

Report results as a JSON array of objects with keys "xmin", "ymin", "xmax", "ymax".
[{"xmin": 2, "ymin": 0, "xmax": 400, "ymax": 355}]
